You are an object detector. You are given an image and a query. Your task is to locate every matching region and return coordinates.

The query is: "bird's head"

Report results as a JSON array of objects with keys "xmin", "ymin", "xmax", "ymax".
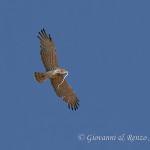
[{"xmin": 57, "ymin": 69, "xmax": 68, "ymax": 75}]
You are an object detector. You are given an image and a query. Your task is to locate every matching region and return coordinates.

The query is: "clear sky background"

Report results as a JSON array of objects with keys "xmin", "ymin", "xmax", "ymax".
[{"xmin": 0, "ymin": 0, "xmax": 150, "ymax": 149}]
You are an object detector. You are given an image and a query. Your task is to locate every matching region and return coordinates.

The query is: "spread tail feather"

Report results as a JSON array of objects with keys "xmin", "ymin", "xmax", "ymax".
[{"xmin": 34, "ymin": 72, "xmax": 48, "ymax": 83}]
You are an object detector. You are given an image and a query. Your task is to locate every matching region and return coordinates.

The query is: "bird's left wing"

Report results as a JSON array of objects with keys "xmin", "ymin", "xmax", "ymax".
[
  {"xmin": 51, "ymin": 76, "xmax": 79, "ymax": 110},
  {"xmin": 37, "ymin": 29, "xmax": 59, "ymax": 71}
]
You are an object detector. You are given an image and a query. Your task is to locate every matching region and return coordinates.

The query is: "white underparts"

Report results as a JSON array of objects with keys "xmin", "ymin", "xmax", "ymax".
[
  {"xmin": 58, "ymin": 71, "xmax": 68, "ymax": 89},
  {"xmin": 53, "ymin": 69, "xmax": 59, "ymax": 75}
]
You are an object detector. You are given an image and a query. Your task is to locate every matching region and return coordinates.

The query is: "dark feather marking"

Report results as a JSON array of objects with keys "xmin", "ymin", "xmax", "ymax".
[
  {"xmin": 37, "ymin": 36, "xmax": 41, "ymax": 40},
  {"xmin": 39, "ymin": 32, "xmax": 44, "ymax": 38}
]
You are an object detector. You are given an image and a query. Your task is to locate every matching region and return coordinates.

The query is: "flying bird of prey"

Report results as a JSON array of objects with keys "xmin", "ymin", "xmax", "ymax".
[{"xmin": 34, "ymin": 29, "xmax": 79, "ymax": 110}]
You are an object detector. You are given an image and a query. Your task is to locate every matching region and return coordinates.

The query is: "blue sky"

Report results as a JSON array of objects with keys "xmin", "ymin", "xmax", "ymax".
[{"xmin": 0, "ymin": 0, "xmax": 150, "ymax": 149}]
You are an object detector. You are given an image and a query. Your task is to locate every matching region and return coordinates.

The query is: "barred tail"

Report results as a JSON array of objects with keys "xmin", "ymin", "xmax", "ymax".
[{"xmin": 34, "ymin": 72, "xmax": 48, "ymax": 83}]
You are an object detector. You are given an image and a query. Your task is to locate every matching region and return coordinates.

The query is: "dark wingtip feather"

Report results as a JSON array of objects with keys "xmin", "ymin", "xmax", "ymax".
[
  {"xmin": 41, "ymin": 29, "xmax": 44, "ymax": 34},
  {"xmin": 71, "ymin": 104, "xmax": 73, "ymax": 110},
  {"xmin": 41, "ymin": 28, "xmax": 48, "ymax": 38},
  {"xmin": 38, "ymin": 32, "xmax": 43, "ymax": 38},
  {"xmin": 67, "ymin": 100, "xmax": 79, "ymax": 111},
  {"xmin": 49, "ymin": 34, "xmax": 52, "ymax": 41},
  {"xmin": 68, "ymin": 104, "xmax": 70, "ymax": 109},
  {"xmin": 37, "ymin": 36, "xmax": 41, "ymax": 40}
]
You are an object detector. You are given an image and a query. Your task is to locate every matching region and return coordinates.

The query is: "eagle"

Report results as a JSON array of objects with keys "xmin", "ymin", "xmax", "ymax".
[{"xmin": 34, "ymin": 29, "xmax": 79, "ymax": 110}]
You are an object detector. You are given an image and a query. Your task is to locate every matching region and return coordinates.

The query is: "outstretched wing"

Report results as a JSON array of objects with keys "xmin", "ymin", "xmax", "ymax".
[
  {"xmin": 37, "ymin": 29, "xmax": 59, "ymax": 71},
  {"xmin": 51, "ymin": 76, "xmax": 79, "ymax": 110}
]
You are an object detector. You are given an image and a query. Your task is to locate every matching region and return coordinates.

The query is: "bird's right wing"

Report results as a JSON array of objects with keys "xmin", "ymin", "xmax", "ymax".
[
  {"xmin": 37, "ymin": 29, "xmax": 59, "ymax": 71},
  {"xmin": 51, "ymin": 76, "xmax": 79, "ymax": 110}
]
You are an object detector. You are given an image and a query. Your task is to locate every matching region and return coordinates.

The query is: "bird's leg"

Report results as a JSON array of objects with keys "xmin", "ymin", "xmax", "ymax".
[{"xmin": 58, "ymin": 71, "xmax": 68, "ymax": 89}]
